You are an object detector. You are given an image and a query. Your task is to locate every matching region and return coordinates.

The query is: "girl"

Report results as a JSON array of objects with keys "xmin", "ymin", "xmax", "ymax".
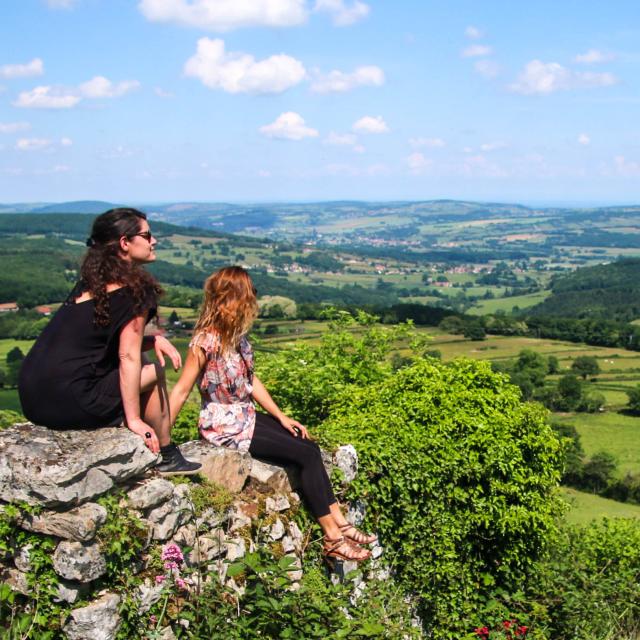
[
  {"xmin": 19, "ymin": 208, "xmax": 200, "ymax": 475},
  {"xmin": 169, "ymin": 266, "xmax": 376, "ymax": 563}
]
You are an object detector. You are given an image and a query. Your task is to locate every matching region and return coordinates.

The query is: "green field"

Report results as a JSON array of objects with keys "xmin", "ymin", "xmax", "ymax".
[{"xmin": 561, "ymin": 487, "xmax": 640, "ymax": 524}]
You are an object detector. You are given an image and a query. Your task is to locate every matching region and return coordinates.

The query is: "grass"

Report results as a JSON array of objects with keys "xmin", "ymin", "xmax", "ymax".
[
  {"xmin": 555, "ymin": 411, "xmax": 640, "ymax": 477},
  {"xmin": 0, "ymin": 389, "xmax": 22, "ymax": 413},
  {"xmin": 561, "ymin": 487, "xmax": 640, "ymax": 525},
  {"xmin": 468, "ymin": 290, "xmax": 551, "ymax": 315}
]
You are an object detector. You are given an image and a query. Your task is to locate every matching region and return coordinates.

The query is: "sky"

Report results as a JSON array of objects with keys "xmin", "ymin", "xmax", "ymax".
[{"xmin": 1, "ymin": 0, "xmax": 640, "ymax": 205}]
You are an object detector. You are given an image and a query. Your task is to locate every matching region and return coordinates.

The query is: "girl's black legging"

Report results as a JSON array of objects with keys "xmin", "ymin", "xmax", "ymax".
[{"xmin": 249, "ymin": 413, "xmax": 336, "ymax": 518}]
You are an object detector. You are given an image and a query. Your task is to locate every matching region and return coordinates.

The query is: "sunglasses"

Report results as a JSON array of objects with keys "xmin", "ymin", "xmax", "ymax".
[{"xmin": 130, "ymin": 231, "xmax": 154, "ymax": 242}]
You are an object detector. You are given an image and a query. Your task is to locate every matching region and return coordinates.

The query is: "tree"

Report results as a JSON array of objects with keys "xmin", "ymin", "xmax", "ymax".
[
  {"xmin": 626, "ymin": 385, "xmax": 640, "ymax": 415},
  {"xmin": 463, "ymin": 323, "xmax": 486, "ymax": 341},
  {"xmin": 581, "ymin": 451, "xmax": 617, "ymax": 493},
  {"xmin": 438, "ymin": 316, "xmax": 465, "ymax": 334},
  {"xmin": 168, "ymin": 310, "xmax": 180, "ymax": 325},
  {"xmin": 6, "ymin": 347, "xmax": 24, "ymax": 387},
  {"xmin": 556, "ymin": 374, "xmax": 583, "ymax": 411},
  {"xmin": 571, "ymin": 355, "xmax": 600, "ymax": 380},
  {"xmin": 547, "ymin": 355, "xmax": 560, "ymax": 374}
]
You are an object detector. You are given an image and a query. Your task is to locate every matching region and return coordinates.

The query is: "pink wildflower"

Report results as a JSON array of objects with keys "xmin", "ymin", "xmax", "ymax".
[
  {"xmin": 176, "ymin": 577, "xmax": 187, "ymax": 590},
  {"xmin": 155, "ymin": 575, "xmax": 166, "ymax": 585},
  {"xmin": 161, "ymin": 543, "xmax": 184, "ymax": 566}
]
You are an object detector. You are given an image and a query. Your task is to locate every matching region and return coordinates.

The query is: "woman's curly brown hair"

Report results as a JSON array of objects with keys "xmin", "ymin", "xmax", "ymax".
[
  {"xmin": 194, "ymin": 266, "xmax": 258, "ymax": 353},
  {"xmin": 81, "ymin": 208, "xmax": 163, "ymax": 326}
]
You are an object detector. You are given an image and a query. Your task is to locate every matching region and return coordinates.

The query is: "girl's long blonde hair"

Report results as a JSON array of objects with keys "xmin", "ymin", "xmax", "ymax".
[{"xmin": 194, "ymin": 266, "xmax": 258, "ymax": 352}]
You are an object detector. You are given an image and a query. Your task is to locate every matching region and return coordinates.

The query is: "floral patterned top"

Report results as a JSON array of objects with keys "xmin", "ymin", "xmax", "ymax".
[{"xmin": 189, "ymin": 330, "xmax": 255, "ymax": 452}]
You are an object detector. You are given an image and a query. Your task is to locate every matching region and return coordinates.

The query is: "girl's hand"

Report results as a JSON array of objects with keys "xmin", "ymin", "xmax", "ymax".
[
  {"xmin": 279, "ymin": 415, "xmax": 309, "ymax": 439},
  {"xmin": 127, "ymin": 419, "xmax": 161, "ymax": 454},
  {"xmin": 153, "ymin": 335, "xmax": 182, "ymax": 370}
]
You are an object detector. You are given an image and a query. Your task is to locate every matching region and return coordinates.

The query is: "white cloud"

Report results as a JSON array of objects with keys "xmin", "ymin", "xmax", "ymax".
[
  {"xmin": 260, "ymin": 112, "xmax": 318, "ymax": 140},
  {"xmin": 138, "ymin": 0, "xmax": 307, "ymax": 31},
  {"xmin": 45, "ymin": 0, "xmax": 79, "ymax": 8},
  {"xmin": 310, "ymin": 65, "xmax": 384, "ymax": 93},
  {"xmin": 474, "ymin": 59, "xmax": 500, "ymax": 78},
  {"xmin": 14, "ymin": 76, "xmax": 140, "ymax": 109},
  {"xmin": 0, "ymin": 58, "xmax": 44, "ymax": 79},
  {"xmin": 184, "ymin": 38, "xmax": 306, "ymax": 94},
  {"xmin": 461, "ymin": 44, "xmax": 492, "ymax": 58},
  {"xmin": 314, "ymin": 0, "xmax": 369, "ymax": 26},
  {"xmin": 407, "ymin": 152, "xmax": 432, "ymax": 175},
  {"xmin": 574, "ymin": 49, "xmax": 615, "ymax": 64},
  {"xmin": 154, "ymin": 87, "xmax": 174, "ymax": 98},
  {"xmin": 15, "ymin": 137, "xmax": 53, "ymax": 151},
  {"xmin": 79, "ymin": 76, "xmax": 140, "ymax": 98},
  {"xmin": 409, "ymin": 137, "xmax": 445, "ymax": 148},
  {"xmin": 613, "ymin": 155, "xmax": 640, "ymax": 177},
  {"xmin": 0, "ymin": 122, "xmax": 31, "ymax": 134},
  {"xmin": 352, "ymin": 115, "xmax": 389, "ymax": 134},
  {"xmin": 577, "ymin": 133, "xmax": 590, "ymax": 145},
  {"xmin": 465, "ymin": 25, "xmax": 483, "ymax": 39},
  {"xmin": 324, "ymin": 162, "xmax": 388, "ymax": 176},
  {"xmin": 509, "ymin": 60, "xmax": 618, "ymax": 95},
  {"xmin": 325, "ymin": 132, "xmax": 357, "ymax": 145},
  {"xmin": 13, "ymin": 86, "xmax": 81, "ymax": 109},
  {"xmin": 60, "ymin": 137, "xmax": 73, "ymax": 146},
  {"xmin": 460, "ymin": 154, "xmax": 508, "ymax": 178},
  {"xmin": 480, "ymin": 141, "xmax": 507, "ymax": 152}
]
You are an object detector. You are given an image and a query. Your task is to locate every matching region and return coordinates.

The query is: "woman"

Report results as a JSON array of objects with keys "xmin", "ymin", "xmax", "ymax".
[
  {"xmin": 18, "ymin": 208, "xmax": 200, "ymax": 475},
  {"xmin": 169, "ymin": 266, "xmax": 376, "ymax": 563}
]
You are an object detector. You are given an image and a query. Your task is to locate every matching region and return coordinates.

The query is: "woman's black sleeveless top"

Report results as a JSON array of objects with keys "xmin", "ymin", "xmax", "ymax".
[{"xmin": 18, "ymin": 283, "xmax": 156, "ymax": 429}]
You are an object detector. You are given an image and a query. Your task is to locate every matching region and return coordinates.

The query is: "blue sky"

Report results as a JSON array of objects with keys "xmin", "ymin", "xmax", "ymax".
[{"xmin": 1, "ymin": 0, "xmax": 639, "ymax": 204}]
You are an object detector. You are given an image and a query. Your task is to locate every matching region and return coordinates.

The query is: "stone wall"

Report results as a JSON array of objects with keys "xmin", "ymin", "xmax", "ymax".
[{"xmin": 0, "ymin": 423, "xmax": 381, "ymax": 639}]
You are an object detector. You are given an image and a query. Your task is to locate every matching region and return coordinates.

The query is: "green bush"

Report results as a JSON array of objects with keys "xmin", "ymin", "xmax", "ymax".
[{"xmin": 529, "ymin": 518, "xmax": 640, "ymax": 639}]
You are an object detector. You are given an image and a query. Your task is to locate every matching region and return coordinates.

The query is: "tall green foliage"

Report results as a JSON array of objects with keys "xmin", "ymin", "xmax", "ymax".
[{"xmin": 258, "ymin": 316, "xmax": 564, "ymax": 638}]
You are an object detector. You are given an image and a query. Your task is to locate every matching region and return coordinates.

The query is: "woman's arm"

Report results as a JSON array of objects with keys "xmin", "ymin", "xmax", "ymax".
[
  {"xmin": 118, "ymin": 316, "xmax": 160, "ymax": 452},
  {"xmin": 169, "ymin": 347, "xmax": 205, "ymax": 425},
  {"xmin": 251, "ymin": 374, "xmax": 309, "ymax": 439},
  {"xmin": 142, "ymin": 335, "xmax": 183, "ymax": 370}
]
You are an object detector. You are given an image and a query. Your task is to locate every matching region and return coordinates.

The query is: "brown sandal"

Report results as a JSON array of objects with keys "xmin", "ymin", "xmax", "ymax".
[
  {"xmin": 323, "ymin": 535, "xmax": 371, "ymax": 567},
  {"xmin": 339, "ymin": 523, "xmax": 377, "ymax": 545}
]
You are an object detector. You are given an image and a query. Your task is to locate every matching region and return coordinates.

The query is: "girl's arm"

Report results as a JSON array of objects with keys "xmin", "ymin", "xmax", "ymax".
[
  {"xmin": 251, "ymin": 374, "xmax": 309, "ymax": 439},
  {"xmin": 119, "ymin": 315, "xmax": 159, "ymax": 452},
  {"xmin": 169, "ymin": 347, "xmax": 206, "ymax": 425}
]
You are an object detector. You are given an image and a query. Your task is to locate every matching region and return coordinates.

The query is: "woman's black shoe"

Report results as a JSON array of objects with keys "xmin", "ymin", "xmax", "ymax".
[{"xmin": 156, "ymin": 443, "xmax": 201, "ymax": 476}]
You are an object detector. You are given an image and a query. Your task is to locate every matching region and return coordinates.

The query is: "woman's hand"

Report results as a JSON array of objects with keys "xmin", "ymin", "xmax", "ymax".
[
  {"xmin": 127, "ymin": 418, "xmax": 161, "ymax": 454},
  {"xmin": 279, "ymin": 415, "xmax": 310, "ymax": 439},
  {"xmin": 153, "ymin": 335, "xmax": 182, "ymax": 371}
]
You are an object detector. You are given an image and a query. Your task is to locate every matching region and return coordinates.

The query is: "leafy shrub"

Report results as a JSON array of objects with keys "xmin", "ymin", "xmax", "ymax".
[
  {"xmin": 259, "ymin": 315, "xmax": 563, "ymax": 640},
  {"xmin": 529, "ymin": 518, "xmax": 640, "ymax": 639}
]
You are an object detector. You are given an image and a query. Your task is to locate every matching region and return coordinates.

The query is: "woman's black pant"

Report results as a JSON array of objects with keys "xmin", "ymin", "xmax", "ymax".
[{"xmin": 249, "ymin": 413, "xmax": 336, "ymax": 518}]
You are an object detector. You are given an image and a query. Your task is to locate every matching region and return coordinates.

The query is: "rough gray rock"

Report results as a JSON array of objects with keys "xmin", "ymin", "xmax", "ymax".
[
  {"xmin": 265, "ymin": 494, "xmax": 290, "ymax": 513},
  {"xmin": 63, "ymin": 593, "xmax": 121, "ymax": 640},
  {"xmin": 18, "ymin": 502, "xmax": 107, "ymax": 542},
  {"xmin": 136, "ymin": 579, "xmax": 165, "ymax": 614},
  {"xmin": 0, "ymin": 423, "xmax": 157, "ymax": 508},
  {"xmin": 248, "ymin": 458, "xmax": 299, "ymax": 493},
  {"xmin": 228, "ymin": 502, "xmax": 253, "ymax": 532},
  {"xmin": 172, "ymin": 523, "xmax": 197, "ymax": 548},
  {"xmin": 53, "ymin": 540, "xmax": 106, "ymax": 583},
  {"xmin": 0, "ymin": 565, "xmax": 29, "ymax": 595},
  {"xmin": 265, "ymin": 518, "xmax": 285, "ymax": 542},
  {"xmin": 147, "ymin": 484, "xmax": 193, "ymax": 541},
  {"xmin": 334, "ymin": 444, "xmax": 358, "ymax": 484},
  {"xmin": 179, "ymin": 441, "xmax": 251, "ymax": 493},
  {"xmin": 54, "ymin": 580, "xmax": 87, "ymax": 605},
  {"xmin": 145, "ymin": 483, "xmax": 193, "ymax": 541},
  {"xmin": 14, "ymin": 544, "xmax": 32, "ymax": 572},
  {"xmin": 126, "ymin": 478, "xmax": 174, "ymax": 511},
  {"xmin": 196, "ymin": 506, "xmax": 230, "ymax": 530},
  {"xmin": 346, "ymin": 499, "xmax": 367, "ymax": 527},
  {"xmin": 225, "ymin": 537, "xmax": 246, "ymax": 562},
  {"xmin": 187, "ymin": 529, "xmax": 226, "ymax": 566}
]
